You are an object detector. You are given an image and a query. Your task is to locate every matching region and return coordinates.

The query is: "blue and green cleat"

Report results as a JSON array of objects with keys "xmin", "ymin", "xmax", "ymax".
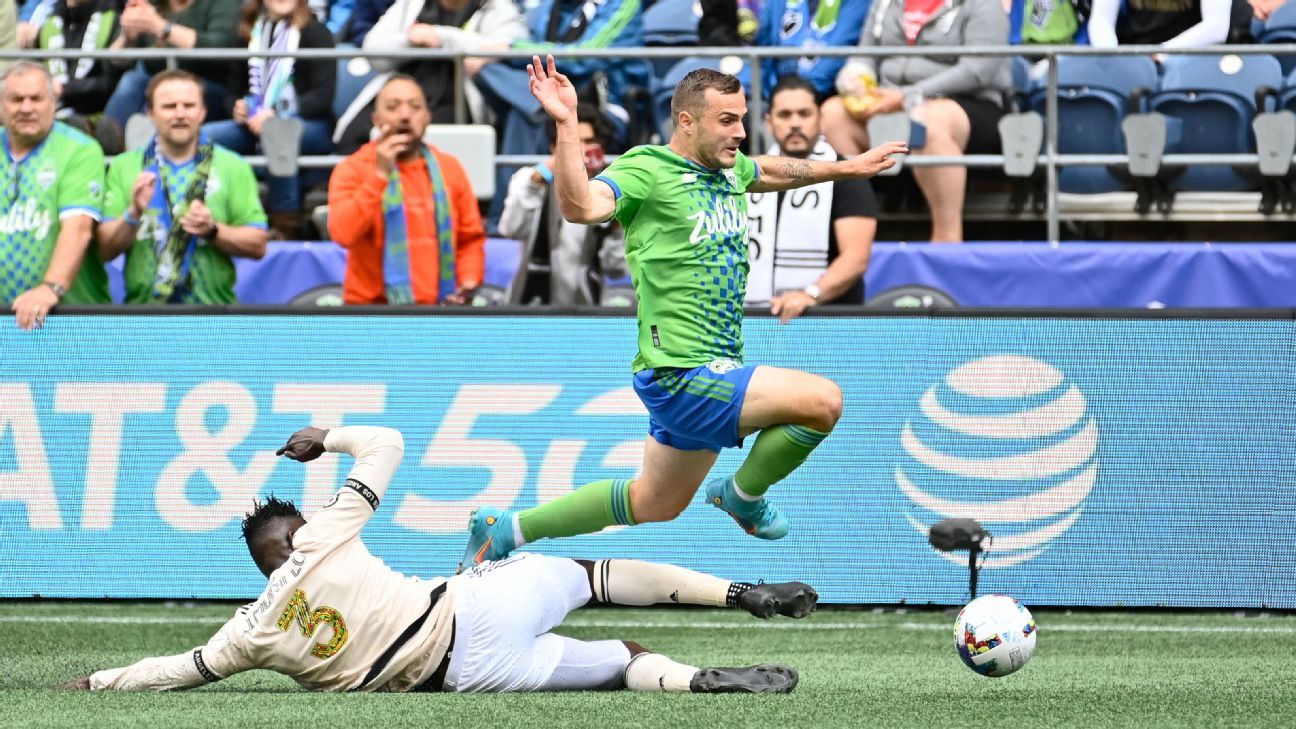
[
  {"xmin": 704, "ymin": 477, "xmax": 789, "ymax": 540},
  {"xmin": 457, "ymin": 506, "xmax": 518, "ymax": 573}
]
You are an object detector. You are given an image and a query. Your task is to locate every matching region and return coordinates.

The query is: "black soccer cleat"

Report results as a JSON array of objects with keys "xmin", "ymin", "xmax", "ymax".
[
  {"xmin": 690, "ymin": 664, "xmax": 799, "ymax": 694},
  {"xmin": 737, "ymin": 582, "xmax": 818, "ymax": 619}
]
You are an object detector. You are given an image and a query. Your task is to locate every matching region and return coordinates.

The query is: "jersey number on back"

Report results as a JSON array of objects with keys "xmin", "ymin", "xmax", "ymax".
[{"xmin": 276, "ymin": 589, "xmax": 349, "ymax": 659}]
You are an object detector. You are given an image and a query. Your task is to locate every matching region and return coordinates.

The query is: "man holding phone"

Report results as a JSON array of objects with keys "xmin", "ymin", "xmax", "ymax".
[{"xmin": 498, "ymin": 103, "xmax": 626, "ymax": 305}]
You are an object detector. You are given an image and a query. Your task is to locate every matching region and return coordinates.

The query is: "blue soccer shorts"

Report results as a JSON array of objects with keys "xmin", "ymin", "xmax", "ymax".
[{"xmin": 631, "ymin": 358, "xmax": 759, "ymax": 452}]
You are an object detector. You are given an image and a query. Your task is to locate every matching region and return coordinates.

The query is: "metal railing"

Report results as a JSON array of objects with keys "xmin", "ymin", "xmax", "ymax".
[{"xmin": 7, "ymin": 43, "xmax": 1296, "ymax": 242}]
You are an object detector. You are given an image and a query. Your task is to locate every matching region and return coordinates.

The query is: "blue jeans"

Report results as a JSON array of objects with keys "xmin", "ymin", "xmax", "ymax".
[
  {"xmin": 202, "ymin": 118, "xmax": 334, "ymax": 212},
  {"xmin": 105, "ymin": 64, "xmax": 229, "ymax": 128}
]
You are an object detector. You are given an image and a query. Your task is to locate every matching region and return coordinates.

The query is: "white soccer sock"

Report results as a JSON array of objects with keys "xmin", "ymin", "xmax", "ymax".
[
  {"xmin": 590, "ymin": 559, "xmax": 732, "ymax": 607},
  {"xmin": 510, "ymin": 514, "xmax": 526, "ymax": 547},
  {"xmin": 730, "ymin": 476, "xmax": 762, "ymax": 502},
  {"xmin": 624, "ymin": 652, "xmax": 699, "ymax": 693}
]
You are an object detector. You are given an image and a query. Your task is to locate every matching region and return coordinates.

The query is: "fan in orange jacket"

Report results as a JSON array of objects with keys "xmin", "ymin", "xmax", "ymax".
[{"xmin": 328, "ymin": 75, "xmax": 485, "ymax": 305}]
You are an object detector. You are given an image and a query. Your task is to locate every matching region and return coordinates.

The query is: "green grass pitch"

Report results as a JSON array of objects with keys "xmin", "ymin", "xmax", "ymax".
[{"xmin": 2, "ymin": 603, "xmax": 1293, "ymax": 728}]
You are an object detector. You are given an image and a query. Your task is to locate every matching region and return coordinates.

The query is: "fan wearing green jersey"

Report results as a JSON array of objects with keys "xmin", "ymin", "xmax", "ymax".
[
  {"xmin": 98, "ymin": 70, "xmax": 269, "ymax": 304},
  {"xmin": 459, "ymin": 55, "xmax": 906, "ymax": 572},
  {"xmin": 1, "ymin": 61, "xmax": 108, "ymax": 330}
]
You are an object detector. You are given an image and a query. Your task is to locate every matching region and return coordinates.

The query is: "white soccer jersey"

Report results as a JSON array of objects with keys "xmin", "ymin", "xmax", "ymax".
[{"xmin": 90, "ymin": 426, "xmax": 456, "ymax": 693}]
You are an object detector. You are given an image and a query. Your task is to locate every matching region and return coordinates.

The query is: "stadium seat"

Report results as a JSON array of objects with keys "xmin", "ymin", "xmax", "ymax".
[
  {"xmin": 654, "ymin": 56, "xmax": 725, "ymax": 138},
  {"xmin": 1255, "ymin": 1, "xmax": 1296, "ymax": 75},
  {"xmin": 1279, "ymin": 67, "xmax": 1296, "ymax": 111},
  {"xmin": 1150, "ymin": 54, "xmax": 1284, "ymax": 192},
  {"xmin": 1033, "ymin": 55, "xmax": 1159, "ymax": 194},
  {"xmin": 643, "ymin": 0, "xmax": 701, "ymax": 60},
  {"xmin": 333, "ymin": 50, "xmax": 379, "ymax": 124},
  {"xmin": 123, "ymin": 113, "xmax": 156, "ymax": 151},
  {"xmin": 422, "ymin": 124, "xmax": 497, "ymax": 199}
]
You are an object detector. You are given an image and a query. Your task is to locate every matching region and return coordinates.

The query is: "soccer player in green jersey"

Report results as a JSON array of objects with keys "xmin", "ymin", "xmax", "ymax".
[
  {"xmin": 98, "ymin": 70, "xmax": 268, "ymax": 304},
  {"xmin": 459, "ymin": 56, "xmax": 906, "ymax": 572},
  {"xmin": 1, "ymin": 61, "xmax": 108, "ymax": 330}
]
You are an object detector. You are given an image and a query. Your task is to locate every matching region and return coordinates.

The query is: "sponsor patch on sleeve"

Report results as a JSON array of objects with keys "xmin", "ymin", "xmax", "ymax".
[{"xmin": 344, "ymin": 478, "xmax": 380, "ymax": 511}]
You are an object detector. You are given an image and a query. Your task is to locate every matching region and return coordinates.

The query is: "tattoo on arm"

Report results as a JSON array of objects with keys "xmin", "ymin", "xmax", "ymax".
[{"xmin": 781, "ymin": 160, "xmax": 813, "ymax": 183}]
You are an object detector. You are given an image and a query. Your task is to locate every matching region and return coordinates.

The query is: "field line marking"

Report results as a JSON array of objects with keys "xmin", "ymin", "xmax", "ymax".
[{"xmin": 2, "ymin": 615, "xmax": 1295, "ymax": 634}]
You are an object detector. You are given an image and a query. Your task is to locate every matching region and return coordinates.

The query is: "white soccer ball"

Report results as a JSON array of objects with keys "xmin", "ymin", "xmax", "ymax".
[{"xmin": 954, "ymin": 594, "xmax": 1037, "ymax": 677}]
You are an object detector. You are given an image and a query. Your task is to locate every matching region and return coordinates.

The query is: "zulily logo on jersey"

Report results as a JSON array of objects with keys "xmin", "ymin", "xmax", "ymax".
[
  {"xmin": 687, "ymin": 196, "xmax": 746, "ymax": 245},
  {"xmin": 0, "ymin": 199, "xmax": 53, "ymax": 239},
  {"xmin": 896, "ymin": 355, "xmax": 1098, "ymax": 568}
]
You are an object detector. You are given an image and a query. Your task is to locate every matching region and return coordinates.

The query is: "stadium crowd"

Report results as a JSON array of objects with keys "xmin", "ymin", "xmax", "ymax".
[{"xmin": 0, "ymin": 0, "xmax": 1289, "ymax": 320}]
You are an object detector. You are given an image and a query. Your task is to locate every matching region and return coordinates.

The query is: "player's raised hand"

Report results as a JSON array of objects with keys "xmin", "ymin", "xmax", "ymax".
[
  {"xmin": 527, "ymin": 54, "xmax": 577, "ymax": 124},
  {"xmin": 276, "ymin": 427, "xmax": 330, "ymax": 462},
  {"xmin": 847, "ymin": 141, "xmax": 909, "ymax": 177}
]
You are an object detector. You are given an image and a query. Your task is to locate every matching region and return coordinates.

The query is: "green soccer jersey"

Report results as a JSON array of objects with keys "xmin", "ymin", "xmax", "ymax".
[
  {"xmin": 104, "ymin": 145, "xmax": 267, "ymax": 304},
  {"xmin": 0, "ymin": 123, "xmax": 108, "ymax": 305},
  {"xmin": 595, "ymin": 145, "xmax": 759, "ymax": 372}
]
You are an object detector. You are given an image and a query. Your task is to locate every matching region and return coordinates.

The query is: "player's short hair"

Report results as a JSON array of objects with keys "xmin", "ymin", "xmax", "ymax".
[
  {"xmin": 144, "ymin": 69, "xmax": 204, "ymax": 110},
  {"xmin": 1, "ymin": 60, "xmax": 56, "ymax": 97},
  {"xmin": 544, "ymin": 103, "xmax": 615, "ymax": 148},
  {"xmin": 241, "ymin": 496, "xmax": 303, "ymax": 546},
  {"xmin": 768, "ymin": 75, "xmax": 818, "ymax": 109},
  {"xmin": 671, "ymin": 68, "xmax": 743, "ymax": 120}
]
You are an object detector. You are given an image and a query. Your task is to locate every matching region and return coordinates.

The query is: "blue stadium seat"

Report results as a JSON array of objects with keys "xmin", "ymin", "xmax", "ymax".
[
  {"xmin": 333, "ymin": 48, "xmax": 379, "ymax": 124},
  {"xmin": 642, "ymin": 0, "xmax": 703, "ymax": 78},
  {"xmin": 654, "ymin": 56, "xmax": 722, "ymax": 138},
  {"xmin": 1032, "ymin": 55, "xmax": 1159, "ymax": 194},
  {"xmin": 1256, "ymin": 1, "xmax": 1296, "ymax": 75},
  {"xmin": 1279, "ymin": 67, "xmax": 1296, "ymax": 111},
  {"xmin": 1150, "ymin": 54, "xmax": 1283, "ymax": 192}
]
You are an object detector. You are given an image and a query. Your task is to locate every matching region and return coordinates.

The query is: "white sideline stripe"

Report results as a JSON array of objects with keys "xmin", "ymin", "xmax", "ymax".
[{"xmin": 2, "ymin": 615, "xmax": 1295, "ymax": 634}]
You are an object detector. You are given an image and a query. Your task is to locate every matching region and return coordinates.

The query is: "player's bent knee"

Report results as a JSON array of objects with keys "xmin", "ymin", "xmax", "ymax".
[{"xmin": 802, "ymin": 380, "xmax": 843, "ymax": 432}]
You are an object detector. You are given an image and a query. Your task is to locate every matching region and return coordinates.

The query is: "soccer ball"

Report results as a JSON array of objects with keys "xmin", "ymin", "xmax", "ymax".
[{"xmin": 954, "ymin": 594, "xmax": 1037, "ymax": 677}]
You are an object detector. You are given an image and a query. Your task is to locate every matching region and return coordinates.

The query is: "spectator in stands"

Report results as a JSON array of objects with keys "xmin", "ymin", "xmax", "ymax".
[
  {"xmin": 322, "ymin": 0, "xmax": 352, "ymax": 35},
  {"xmin": 1007, "ymin": 0, "xmax": 1083, "ymax": 44},
  {"xmin": 343, "ymin": 0, "xmax": 393, "ymax": 44},
  {"xmin": 35, "ymin": 0, "xmax": 126, "ymax": 154},
  {"xmin": 202, "ymin": 0, "xmax": 335, "ymax": 239},
  {"xmin": 1250, "ymin": 0, "xmax": 1285, "ymax": 21},
  {"xmin": 499, "ymin": 103, "xmax": 626, "ymax": 306},
  {"xmin": 1087, "ymin": 0, "xmax": 1231, "ymax": 47},
  {"xmin": 471, "ymin": 0, "xmax": 647, "ymax": 226},
  {"xmin": 754, "ymin": 0, "xmax": 869, "ymax": 102},
  {"xmin": 747, "ymin": 75, "xmax": 877, "ymax": 320},
  {"xmin": 15, "ymin": 0, "xmax": 48, "ymax": 49},
  {"xmin": 98, "ymin": 70, "xmax": 269, "ymax": 304},
  {"xmin": 697, "ymin": 0, "xmax": 762, "ymax": 45},
  {"xmin": 104, "ymin": 0, "xmax": 241, "ymax": 128},
  {"xmin": 328, "ymin": 75, "xmax": 486, "ymax": 305},
  {"xmin": 821, "ymin": 0, "xmax": 1010, "ymax": 243},
  {"xmin": 2, "ymin": 1, "xmax": 16, "ymax": 73},
  {"xmin": 334, "ymin": 0, "xmax": 526, "ymax": 155},
  {"xmin": 1, "ymin": 61, "xmax": 109, "ymax": 329}
]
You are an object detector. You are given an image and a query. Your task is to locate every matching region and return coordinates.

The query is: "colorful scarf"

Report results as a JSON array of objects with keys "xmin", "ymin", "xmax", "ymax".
[
  {"xmin": 782, "ymin": 0, "xmax": 844, "ymax": 36},
  {"xmin": 247, "ymin": 16, "xmax": 300, "ymax": 117},
  {"xmin": 382, "ymin": 145, "xmax": 456, "ymax": 305},
  {"xmin": 41, "ymin": 5, "xmax": 115, "ymax": 87},
  {"xmin": 141, "ymin": 137, "xmax": 215, "ymax": 303}
]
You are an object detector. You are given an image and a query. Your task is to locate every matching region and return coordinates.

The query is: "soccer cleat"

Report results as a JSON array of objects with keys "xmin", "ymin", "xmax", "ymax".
[
  {"xmin": 704, "ymin": 477, "xmax": 789, "ymax": 540},
  {"xmin": 456, "ymin": 507, "xmax": 518, "ymax": 574},
  {"xmin": 738, "ymin": 582, "xmax": 819, "ymax": 619},
  {"xmin": 689, "ymin": 664, "xmax": 799, "ymax": 694}
]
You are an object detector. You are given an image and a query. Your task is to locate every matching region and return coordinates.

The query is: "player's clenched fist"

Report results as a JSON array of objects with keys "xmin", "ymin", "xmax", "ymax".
[{"xmin": 276, "ymin": 427, "xmax": 330, "ymax": 462}]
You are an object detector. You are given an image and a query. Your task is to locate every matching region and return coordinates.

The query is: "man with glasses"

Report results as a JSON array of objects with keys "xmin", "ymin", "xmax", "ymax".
[{"xmin": 0, "ymin": 60, "xmax": 109, "ymax": 330}]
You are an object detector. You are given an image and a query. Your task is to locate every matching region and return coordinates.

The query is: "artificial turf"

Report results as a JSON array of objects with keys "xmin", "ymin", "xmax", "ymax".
[{"xmin": 1, "ymin": 603, "xmax": 1292, "ymax": 728}]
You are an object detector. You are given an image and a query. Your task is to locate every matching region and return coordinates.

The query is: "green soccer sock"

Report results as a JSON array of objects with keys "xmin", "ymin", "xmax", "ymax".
[
  {"xmin": 732, "ymin": 424, "xmax": 831, "ymax": 499},
  {"xmin": 517, "ymin": 478, "xmax": 636, "ymax": 543}
]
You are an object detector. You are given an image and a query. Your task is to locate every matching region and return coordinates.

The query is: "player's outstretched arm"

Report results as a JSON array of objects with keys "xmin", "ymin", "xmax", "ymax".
[
  {"xmin": 749, "ymin": 141, "xmax": 908, "ymax": 193},
  {"xmin": 527, "ymin": 54, "xmax": 616, "ymax": 224}
]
